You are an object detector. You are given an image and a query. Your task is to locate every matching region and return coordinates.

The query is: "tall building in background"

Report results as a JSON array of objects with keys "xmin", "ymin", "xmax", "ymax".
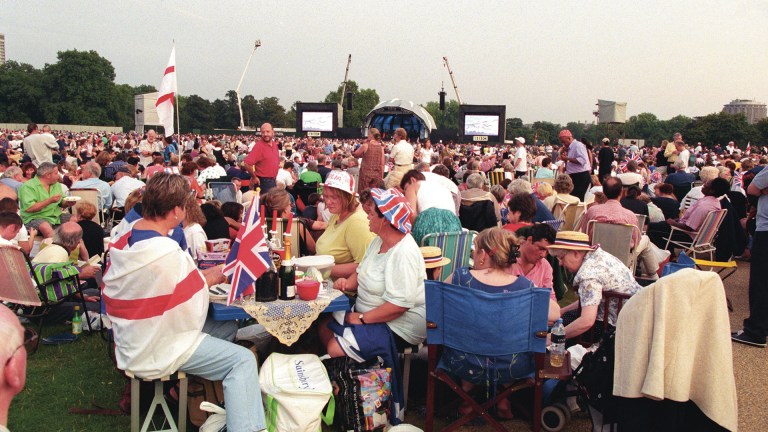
[
  {"xmin": 0, "ymin": 33, "xmax": 5, "ymax": 64},
  {"xmin": 722, "ymin": 99, "xmax": 767, "ymax": 124}
]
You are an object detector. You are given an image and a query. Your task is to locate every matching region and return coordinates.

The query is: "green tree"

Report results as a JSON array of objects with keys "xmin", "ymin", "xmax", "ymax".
[
  {"xmin": 531, "ymin": 121, "xmax": 562, "ymax": 145},
  {"xmin": 684, "ymin": 112, "xmax": 759, "ymax": 148},
  {"xmin": 41, "ymin": 50, "xmax": 121, "ymax": 125},
  {"xmin": 323, "ymin": 80, "xmax": 380, "ymax": 128},
  {"xmin": 754, "ymin": 118, "xmax": 768, "ymax": 146},
  {"xmin": 423, "ymin": 99, "xmax": 460, "ymax": 130},
  {"xmin": 180, "ymin": 94, "xmax": 215, "ymax": 130},
  {"xmin": 257, "ymin": 96, "xmax": 288, "ymax": 127},
  {"xmin": 0, "ymin": 61, "xmax": 44, "ymax": 122},
  {"xmin": 505, "ymin": 117, "xmax": 533, "ymax": 143}
]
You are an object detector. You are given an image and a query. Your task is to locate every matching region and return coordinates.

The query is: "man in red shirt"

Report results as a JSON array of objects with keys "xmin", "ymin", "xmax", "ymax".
[{"xmin": 244, "ymin": 123, "xmax": 280, "ymax": 193}]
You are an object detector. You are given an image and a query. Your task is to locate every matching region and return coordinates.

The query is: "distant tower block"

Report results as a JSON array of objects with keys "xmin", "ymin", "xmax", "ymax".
[
  {"xmin": 722, "ymin": 99, "xmax": 767, "ymax": 125},
  {"xmin": 0, "ymin": 33, "xmax": 5, "ymax": 64}
]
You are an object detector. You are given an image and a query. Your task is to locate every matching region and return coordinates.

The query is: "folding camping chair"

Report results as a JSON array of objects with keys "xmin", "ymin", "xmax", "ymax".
[
  {"xmin": 0, "ymin": 246, "xmax": 92, "ymax": 349},
  {"xmin": 424, "ymin": 280, "xmax": 557, "ymax": 432},
  {"xmin": 693, "ymin": 258, "xmax": 738, "ymax": 311},
  {"xmin": 553, "ymin": 202, "xmax": 586, "ymax": 231},
  {"xmin": 664, "ymin": 209, "xmax": 727, "ymax": 261},
  {"xmin": 208, "ymin": 182, "xmax": 238, "ymax": 204},
  {"xmin": 588, "ymin": 221, "xmax": 639, "ymax": 273},
  {"xmin": 69, "ymin": 188, "xmax": 107, "ymax": 227},
  {"xmin": 420, "ymin": 231, "xmax": 477, "ymax": 280}
]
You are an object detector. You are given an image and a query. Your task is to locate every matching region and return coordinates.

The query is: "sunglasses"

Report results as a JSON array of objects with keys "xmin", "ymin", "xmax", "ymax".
[{"xmin": 6, "ymin": 328, "xmax": 38, "ymax": 365}]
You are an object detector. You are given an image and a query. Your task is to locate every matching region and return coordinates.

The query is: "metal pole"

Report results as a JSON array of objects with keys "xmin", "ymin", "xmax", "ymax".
[
  {"xmin": 236, "ymin": 40, "xmax": 261, "ymax": 130},
  {"xmin": 338, "ymin": 54, "xmax": 352, "ymax": 108},
  {"xmin": 442, "ymin": 56, "xmax": 463, "ymax": 105},
  {"xmin": 174, "ymin": 40, "xmax": 180, "ymax": 136}
]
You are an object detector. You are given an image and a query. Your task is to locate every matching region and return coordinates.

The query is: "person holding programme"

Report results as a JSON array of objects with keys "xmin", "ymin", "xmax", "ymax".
[{"xmin": 19, "ymin": 162, "xmax": 76, "ymax": 238}]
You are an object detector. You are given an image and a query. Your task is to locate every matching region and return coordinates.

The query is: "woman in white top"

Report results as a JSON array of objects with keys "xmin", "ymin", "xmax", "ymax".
[
  {"xmin": 401, "ymin": 169, "xmax": 461, "ymax": 245},
  {"xmin": 182, "ymin": 197, "xmax": 208, "ymax": 262}
]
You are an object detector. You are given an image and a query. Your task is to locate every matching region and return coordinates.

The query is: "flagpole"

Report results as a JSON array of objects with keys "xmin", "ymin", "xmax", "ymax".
[{"xmin": 173, "ymin": 40, "xmax": 180, "ymax": 138}]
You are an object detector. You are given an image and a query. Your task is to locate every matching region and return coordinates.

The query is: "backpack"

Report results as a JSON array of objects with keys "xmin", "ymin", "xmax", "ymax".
[
  {"xmin": 260, "ymin": 353, "xmax": 334, "ymax": 432},
  {"xmin": 573, "ymin": 329, "xmax": 618, "ymax": 419}
]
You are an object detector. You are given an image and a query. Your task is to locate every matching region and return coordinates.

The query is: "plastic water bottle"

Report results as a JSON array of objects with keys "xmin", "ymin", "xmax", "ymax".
[
  {"xmin": 550, "ymin": 319, "xmax": 566, "ymax": 367},
  {"xmin": 72, "ymin": 306, "xmax": 83, "ymax": 335}
]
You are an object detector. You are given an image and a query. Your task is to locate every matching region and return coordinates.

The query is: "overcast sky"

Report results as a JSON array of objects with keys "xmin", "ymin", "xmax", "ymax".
[{"xmin": 3, "ymin": 0, "xmax": 768, "ymax": 124}]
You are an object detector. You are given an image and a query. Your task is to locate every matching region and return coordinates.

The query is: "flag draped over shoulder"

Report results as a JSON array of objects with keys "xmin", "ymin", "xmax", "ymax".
[
  {"xmin": 156, "ymin": 46, "xmax": 177, "ymax": 137},
  {"xmin": 222, "ymin": 195, "xmax": 271, "ymax": 305}
]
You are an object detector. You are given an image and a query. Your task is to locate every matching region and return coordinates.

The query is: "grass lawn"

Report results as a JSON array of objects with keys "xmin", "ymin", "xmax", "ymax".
[{"xmin": 9, "ymin": 324, "xmax": 130, "ymax": 432}]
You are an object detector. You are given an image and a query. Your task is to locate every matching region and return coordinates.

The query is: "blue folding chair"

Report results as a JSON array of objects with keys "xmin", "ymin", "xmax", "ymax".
[{"xmin": 424, "ymin": 280, "xmax": 553, "ymax": 432}]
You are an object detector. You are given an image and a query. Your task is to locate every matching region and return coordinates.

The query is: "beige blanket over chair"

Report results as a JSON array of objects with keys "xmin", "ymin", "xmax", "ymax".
[{"xmin": 613, "ymin": 268, "xmax": 738, "ymax": 431}]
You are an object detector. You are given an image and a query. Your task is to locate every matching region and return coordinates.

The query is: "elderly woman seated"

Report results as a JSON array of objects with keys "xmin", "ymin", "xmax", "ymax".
[
  {"xmin": 320, "ymin": 188, "xmax": 425, "ymax": 423},
  {"xmin": 548, "ymin": 231, "xmax": 642, "ymax": 339},
  {"xmin": 459, "ymin": 173, "xmax": 499, "ymax": 232},
  {"xmin": 543, "ymin": 174, "xmax": 581, "ymax": 211}
]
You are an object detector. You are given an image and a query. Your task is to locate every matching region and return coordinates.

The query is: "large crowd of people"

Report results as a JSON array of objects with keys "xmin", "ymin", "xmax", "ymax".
[{"xmin": 1, "ymin": 121, "xmax": 766, "ymax": 431}]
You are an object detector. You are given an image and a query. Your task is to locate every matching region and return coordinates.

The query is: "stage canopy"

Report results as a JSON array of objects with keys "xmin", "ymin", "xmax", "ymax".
[{"xmin": 363, "ymin": 99, "xmax": 437, "ymax": 140}]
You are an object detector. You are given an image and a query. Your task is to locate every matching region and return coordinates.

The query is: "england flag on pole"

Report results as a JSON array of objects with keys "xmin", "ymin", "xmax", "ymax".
[
  {"xmin": 222, "ymin": 195, "xmax": 271, "ymax": 305},
  {"xmin": 155, "ymin": 46, "xmax": 177, "ymax": 137}
]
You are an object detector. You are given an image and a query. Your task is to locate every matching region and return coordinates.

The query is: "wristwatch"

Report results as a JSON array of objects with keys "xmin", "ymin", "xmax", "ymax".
[{"xmin": 358, "ymin": 313, "xmax": 367, "ymax": 325}]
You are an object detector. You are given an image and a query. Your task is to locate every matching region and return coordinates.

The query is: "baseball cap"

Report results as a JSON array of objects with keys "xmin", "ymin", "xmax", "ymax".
[
  {"xmin": 324, "ymin": 170, "xmax": 355, "ymax": 195},
  {"xmin": 515, "ymin": 137, "xmax": 526, "ymax": 144}
]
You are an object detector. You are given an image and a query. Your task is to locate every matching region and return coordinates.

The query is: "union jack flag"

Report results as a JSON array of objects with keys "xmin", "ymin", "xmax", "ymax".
[
  {"xmin": 650, "ymin": 170, "xmax": 663, "ymax": 183},
  {"xmin": 619, "ymin": 161, "xmax": 628, "ymax": 172},
  {"xmin": 630, "ymin": 152, "xmax": 642, "ymax": 163},
  {"xmin": 222, "ymin": 195, "xmax": 271, "ymax": 305},
  {"xmin": 733, "ymin": 170, "xmax": 744, "ymax": 190},
  {"xmin": 371, "ymin": 188, "xmax": 413, "ymax": 234}
]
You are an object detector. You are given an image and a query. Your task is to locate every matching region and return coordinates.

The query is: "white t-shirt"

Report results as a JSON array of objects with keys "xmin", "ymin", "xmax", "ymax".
[
  {"xmin": 417, "ymin": 180, "xmax": 456, "ymax": 214},
  {"xmin": 276, "ymin": 168, "xmax": 294, "ymax": 188},
  {"xmin": 419, "ymin": 148, "xmax": 434, "ymax": 164},
  {"xmin": 514, "ymin": 146, "xmax": 527, "ymax": 172},
  {"xmin": 390, "ymin": 140, "xmax": 415, "ymax": 166},
  {"xmin": 355, "ymin": 235, "xmax": 426, "ymax": 345},
  {"xmin": 676, "ymin": 149, "xmax": 690, "ymax": 171},
  {"xmin": 183, "ymin": 223, "xmax": 208, "ymax": 261}
]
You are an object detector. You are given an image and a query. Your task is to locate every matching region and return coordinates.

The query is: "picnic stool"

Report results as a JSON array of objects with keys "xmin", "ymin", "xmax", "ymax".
[{"xmin": 125, "ymin": 370, "xmax": 188, "ymax": 432}]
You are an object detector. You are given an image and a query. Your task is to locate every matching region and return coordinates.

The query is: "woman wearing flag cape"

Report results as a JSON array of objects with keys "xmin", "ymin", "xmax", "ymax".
[{"xmin": 103, "ymin": 173, "xmax": 266, "ymax": 432}]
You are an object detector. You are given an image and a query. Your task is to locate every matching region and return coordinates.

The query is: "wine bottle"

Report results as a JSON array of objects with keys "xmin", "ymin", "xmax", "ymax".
[{"xmin": 279, "ymin": 235, "xmax": 295, "ymax": 300}]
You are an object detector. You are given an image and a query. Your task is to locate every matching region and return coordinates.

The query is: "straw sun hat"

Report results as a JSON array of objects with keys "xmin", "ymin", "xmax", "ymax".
[
  {"xmin": 420, "ymin": 246, "xmax": 451, "ymax": 269},
  {"xmin": 546, "ymin": 231, "xmax": 597, "ymax": 252}
]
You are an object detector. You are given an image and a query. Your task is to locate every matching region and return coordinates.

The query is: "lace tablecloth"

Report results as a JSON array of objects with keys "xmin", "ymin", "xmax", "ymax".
[{"xmin": 220, "ymin": 281, "xmax": 341, "ymax": 346}]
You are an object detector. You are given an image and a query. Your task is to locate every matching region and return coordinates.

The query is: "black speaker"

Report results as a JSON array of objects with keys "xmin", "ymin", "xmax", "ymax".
[
  {"xmin": 346, "ymin": 91, "xmax": 353, "ymax": 110},
  {"xmin": 439, "ymin": 91, "xmax": 446, "ymax": 111}
]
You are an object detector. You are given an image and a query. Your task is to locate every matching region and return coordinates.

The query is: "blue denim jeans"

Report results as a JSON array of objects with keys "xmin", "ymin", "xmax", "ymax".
[{"xmin": 181, "ymin": 335, "xmax": 266, "ymax": 432}]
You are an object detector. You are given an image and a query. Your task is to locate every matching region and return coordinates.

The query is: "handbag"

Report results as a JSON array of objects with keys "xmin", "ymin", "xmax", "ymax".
[{"xmin": 324, "ymin": 357, "xmax": 393, "ymax": 431}]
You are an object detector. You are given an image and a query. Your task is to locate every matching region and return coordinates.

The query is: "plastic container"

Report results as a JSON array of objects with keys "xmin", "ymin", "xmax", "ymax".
[
  {"xmin": 293, "ymin": 255, "xmax": 335, "ymax": 280},
  {"xmin": 296, "ymin": 279, "xmax": 321, "ymax": 301}
]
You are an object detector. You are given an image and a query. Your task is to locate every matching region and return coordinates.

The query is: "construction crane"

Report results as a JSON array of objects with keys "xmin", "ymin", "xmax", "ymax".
[
  {"xmin": 442, "ymin": 56, "xmax": 463, "ymax": 106},
  {"xmin": 235, "ymin": 40, "xmax": 261, "ymax": 131},
  {"xmin": 339, "ymin": 54, "xmax": 352, "ymax": 107}
]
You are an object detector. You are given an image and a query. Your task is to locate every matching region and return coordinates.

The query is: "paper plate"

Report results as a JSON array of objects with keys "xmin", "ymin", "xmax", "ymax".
[{"xmin": 63, "ymin": 196, "xmax": 82, "ymax": 202}]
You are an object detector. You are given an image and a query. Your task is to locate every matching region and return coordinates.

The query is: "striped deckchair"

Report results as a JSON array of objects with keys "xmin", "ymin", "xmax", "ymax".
[
  {"xmin": 420, "ymin": 230, "xmax": 478, "ymax": 280},
  {"xmin": 664, "ymin": 209, "xmax": 727, "ymax": 261}
]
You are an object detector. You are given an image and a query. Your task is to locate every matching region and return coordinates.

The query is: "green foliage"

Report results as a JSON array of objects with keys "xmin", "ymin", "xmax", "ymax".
[
  {"xmin": 181, "ymin": 94, "xmax": 215, "ymax": 130},
  {"xmin": 684, "ymin": 112, "xmax": 759, "ymax": 148},
  {"xmin": 423, "ymin": 99, "xmax": 460, "ymax": 130},
  {"xmin": 0, "ymin": 61, "xmax": 44, "ymax": 122},
  {"xmin": 323, "ymin": 80, "xmax": 380, "ymax": 128}
]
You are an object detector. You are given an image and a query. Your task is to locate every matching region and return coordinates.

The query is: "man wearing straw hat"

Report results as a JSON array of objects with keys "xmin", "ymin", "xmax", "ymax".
[
  {"xmin": 420, "ymin": 246, "xmax": 451, "ymax": 281},
  {"xmin": 548, "ymin": 231, "xmax": 641, "ymax": 340}
]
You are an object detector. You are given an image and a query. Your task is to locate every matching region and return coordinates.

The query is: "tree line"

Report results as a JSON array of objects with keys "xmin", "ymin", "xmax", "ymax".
[{"xmin": 2, "ymin": 49, "xmax": 767, "ymax": 147}]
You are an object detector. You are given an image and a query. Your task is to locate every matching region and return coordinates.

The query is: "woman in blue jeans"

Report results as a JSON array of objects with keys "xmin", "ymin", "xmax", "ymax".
[{"xmin": 103, "ymin": 173, "xmax": 266, "ymax": 432}]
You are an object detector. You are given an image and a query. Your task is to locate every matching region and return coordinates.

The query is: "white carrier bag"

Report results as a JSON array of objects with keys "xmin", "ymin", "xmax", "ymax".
[{"xmin": 260, "ymin": 353, "xmax": 335, "ymax": 432}]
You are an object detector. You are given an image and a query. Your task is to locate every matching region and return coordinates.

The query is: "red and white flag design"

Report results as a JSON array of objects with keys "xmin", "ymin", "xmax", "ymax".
[{"xmin": 155, "ymin": 46, "xmax": 177, "ymax": 137}]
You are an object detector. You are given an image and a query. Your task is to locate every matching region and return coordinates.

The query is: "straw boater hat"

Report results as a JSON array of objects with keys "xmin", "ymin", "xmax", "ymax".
[
  {"xmin": 420, "ymin": 246, "xmax": 451, "ymax": 269},
  {"xmin": 546, "ymin": 231, "xmax": 597, "ymax": 252}
]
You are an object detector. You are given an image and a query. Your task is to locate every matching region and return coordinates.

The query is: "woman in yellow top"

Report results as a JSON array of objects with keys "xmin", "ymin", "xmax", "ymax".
[{"xmin": 315, "ymin": 171, "xmax": 375, "ymax": 279}]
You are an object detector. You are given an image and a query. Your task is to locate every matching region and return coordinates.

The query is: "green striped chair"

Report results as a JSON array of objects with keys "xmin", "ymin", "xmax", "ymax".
[{"xmin": 420, "ymin": 230, "xmax": 478, "ymax": 280}]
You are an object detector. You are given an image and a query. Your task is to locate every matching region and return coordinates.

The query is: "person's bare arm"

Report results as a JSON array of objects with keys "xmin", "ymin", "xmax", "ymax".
[
  {"xmin": 345, "ymin": 301, "xmax": 407, "ymax": 325},
  {"xmin": 25, "ymin": 195, "xmax": 59, "ymax": 213},
  {"xmin": 564, "ymin": 304, "xmax": 598, "ymax": 339},
  {"xmin": 330, "ymin": 262, "xmax": 359, "ymax": 279}
]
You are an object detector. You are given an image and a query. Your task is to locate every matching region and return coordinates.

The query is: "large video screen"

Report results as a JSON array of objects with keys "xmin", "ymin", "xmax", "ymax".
[
  {"xmin": 301, "ymin": 111, "xmax": 334, "ymax": 132},
  {"xmin": 464, "ymin": 114, "xmax": 500, "ymax": 136},
  {"xmin": 458, "ymin": 105, "xmax": 506, "ymax": 143}
]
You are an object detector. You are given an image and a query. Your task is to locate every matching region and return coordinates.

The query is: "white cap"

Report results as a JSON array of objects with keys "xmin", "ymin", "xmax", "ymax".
[
  {"xmin": 515, "ymin": 137, "xmax": 525, "ymax": 144},
  {"xmin": 324, "ymin": 170, "xmax": 355, "ymax": 195}
]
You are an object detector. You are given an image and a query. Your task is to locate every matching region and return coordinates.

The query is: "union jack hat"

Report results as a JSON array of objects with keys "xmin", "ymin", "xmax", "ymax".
[{"xmin": 370, "ymin": 188, "xmax": 413, "ymax": 234}]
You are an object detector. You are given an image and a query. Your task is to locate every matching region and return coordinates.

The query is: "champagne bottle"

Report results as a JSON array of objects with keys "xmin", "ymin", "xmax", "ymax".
[
  {"xmin": 255, "ymin": 227, "xmax": 279, "ymax": 302},
  {"xmin": 279, "ymin": 235, "xmax": 295, "ymax": 300}
]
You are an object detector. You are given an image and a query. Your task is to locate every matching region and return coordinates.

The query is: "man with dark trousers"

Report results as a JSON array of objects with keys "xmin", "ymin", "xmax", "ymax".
[{"xmin": 558, "ymin": 129, "xmax": 592, "ymax": 201}]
